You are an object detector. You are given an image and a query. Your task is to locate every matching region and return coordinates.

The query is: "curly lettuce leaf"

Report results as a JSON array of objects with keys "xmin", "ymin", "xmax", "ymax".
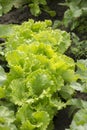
[
  {"xmin": 0, "ymin": 106, "xmax": 17, "ymax": 130},
  {"xmin": 5, "ymin": 41, "xmax": 76, "ymax": 108},
  {"xmin": 16, "ymin": 104, "xmax": 50, "ymax": 130},
  {"xmin": 8, "ymin": 78, "xmax": 28, "ymax": 106},
  {"xmin": 75, "ymin": 59, "xmax": 87, "ymax": 93},
  {"xmin": 5, "ymin": 20, "xmax": 71, "ymax": 54},
  {"xmin": 0, "ymin": 66, "xmax": 7, "ymax": 86},
  {"xmin": 67, "ymin": 109, "xmax": 87, "ymax": 130}
]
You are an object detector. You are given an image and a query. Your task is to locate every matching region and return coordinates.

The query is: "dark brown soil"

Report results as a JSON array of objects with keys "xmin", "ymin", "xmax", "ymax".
[
  {"xmin": 75, "ymin": 91, "xmax": 87, "ymax": 101},
  {"xmin": 54, "ymin": 107, "xmax": 72, "ymax": 130}
]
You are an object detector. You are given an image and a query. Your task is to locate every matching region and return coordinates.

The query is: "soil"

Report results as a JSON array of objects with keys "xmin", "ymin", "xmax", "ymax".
[
  {"xmin": 0, "ymin": 0, "xmax": 87, "ymax": 130},
  {"xmin": 0, "ymin": 0, "xmax": 66, "ymax": 24},
  {"xmin": 54, "ymin": 107, "xmax": 72, "ymax": 130}
]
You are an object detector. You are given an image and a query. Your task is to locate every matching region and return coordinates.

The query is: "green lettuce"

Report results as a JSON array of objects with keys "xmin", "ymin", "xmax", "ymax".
[
  {"xmin": 1, "ymin": 20, "xmax": 78, "ymax": 130},
  {"xmin": 0, "ymin": 106, "xmax": 17, "ymax": 130},
  {"xmin": 5, "ymin": 19, "xmax": 71, "ymax": 54}
]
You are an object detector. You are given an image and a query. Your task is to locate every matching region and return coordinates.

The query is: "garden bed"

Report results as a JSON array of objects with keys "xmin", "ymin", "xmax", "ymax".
[{"xmin": 0, "ymin": 0, "xmax": 87, "ymax": 130}]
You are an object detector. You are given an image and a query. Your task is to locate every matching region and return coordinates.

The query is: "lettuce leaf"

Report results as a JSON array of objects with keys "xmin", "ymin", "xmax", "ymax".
[
  {"xmin": 68, "ymin": 109, "xmax": 87, "ymax": 130},
  {"xmin": 0, "ymin": 106, "xmax": 17, "ymax": 130},
  {"xmin": 5, "ymin": 20, "xmax": 71, "ymax": 54},
  {"xmin": 0, "ymin": 66, "xmax": 7, "ymax": 86}
]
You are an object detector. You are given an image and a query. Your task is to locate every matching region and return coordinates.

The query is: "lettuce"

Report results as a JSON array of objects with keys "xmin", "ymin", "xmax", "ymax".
[
  {"xmin": 5, "ymin": 19, "xmax": 71, "ymax": 54},
  {"xmin": 66, "ymin": 108, "xmax": 87, "ymax": 130},
  {"xmin": 1, "ymin": 20, "xmax": 78, "ymax": 130},
  {"xmin": 0, "ymin": 106, "xmax": 17, "ymax": 130},
  {"xmin": 0, "ymin": 66, "xmax": 7, "ymax": 86}
]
